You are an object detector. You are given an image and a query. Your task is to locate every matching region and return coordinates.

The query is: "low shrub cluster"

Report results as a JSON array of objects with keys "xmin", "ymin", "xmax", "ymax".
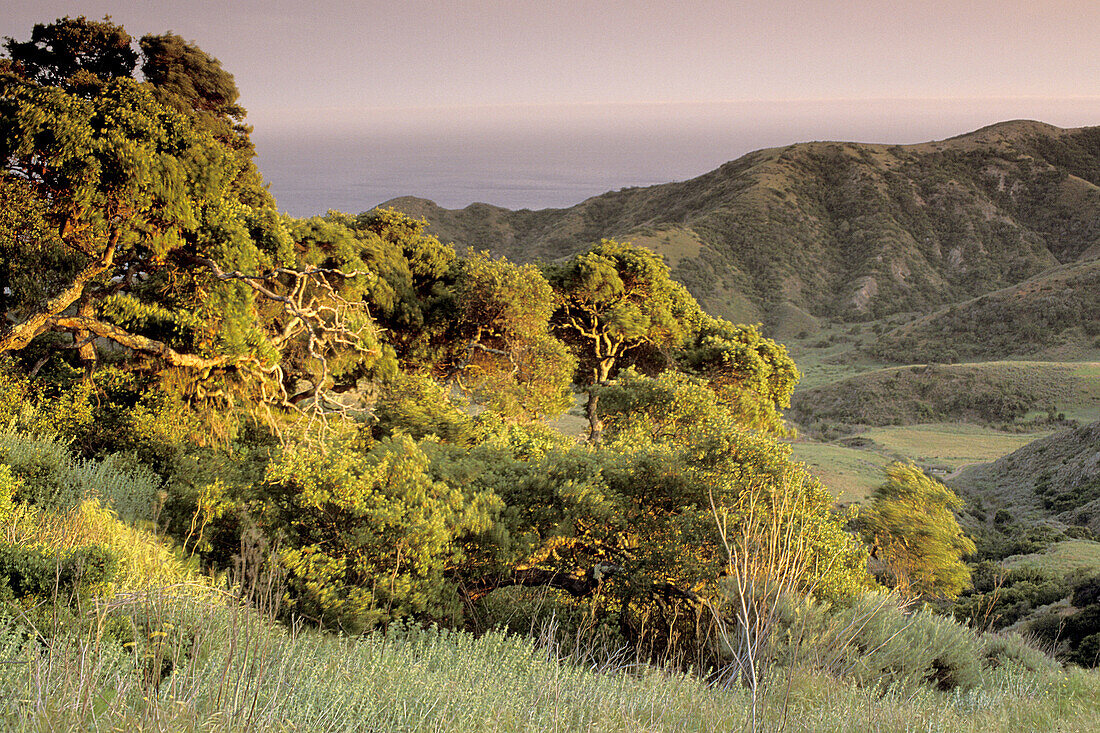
[
  {"xmin": 1030, "ymin": 573, "xmax": 1100, "ymax": 668},
  {"xmin": 776, "ymin": 593, "xmax": 988, "ymax": 692},
  {"xmin": 954, "ymin": 562, "xmax": 1071, "ymax": 630},
  {"xmin": 0, "ymin": 432, "xmax": 161, "ymax": 521},
  {"xmin": 0, "ymin": 542, "xmax": 117, "ymax": 605}
]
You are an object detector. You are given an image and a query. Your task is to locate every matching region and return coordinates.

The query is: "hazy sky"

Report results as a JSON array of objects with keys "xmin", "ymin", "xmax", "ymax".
[{"xmin": 3, "ymin": 1, "xmax": 1099, "ymax": 212}]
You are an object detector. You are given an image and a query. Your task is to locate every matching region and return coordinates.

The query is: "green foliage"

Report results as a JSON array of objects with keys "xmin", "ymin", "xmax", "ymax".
[
  {"xmin": 140, "ymin": 33, "xmax": 244, "ymax": 120},
  {"xmin": 449, "ymin": 251, "xmax": 575, "ymax": 420},
  {"xmin": 595, "ymin": 369, "xmax": 872, "ymax": 603},
  {"xmin": 982, "ymin": 631, "xmax": 1060, "ymax": 673},
  {"xmin": 1028, "ymin": 572, "xmax": 1100, "ymax": 667},
  {"xmin": 0, "ymin": 542, "xmax": 118, "ymax": 605},
  {"xmin": 296, "ymin": 209, "xmax": 455, "ymax": 368},
  {"xmin": 842, "ymin": 595, "xmax": 984, "ymax": 691},
  {"xmin": 679, "ymin": 319, "xmax": 800, "ymax": 435},
  {"xmin": 861, "ymin": 462, "xmax": 976, "ymax": 599},
  {"xmin": 545, "ymin": 239, "xmax": 799, "ymax": 441},
  {"xmin": 546, "ymin": 239, "xmax": 701, "ymax": 386},
  {"xmin": 0, "ymin": 463, "xmax": 18, "ymax": 521},
  {"xmin": 261, "ymin": 436, "xmax": 500, "ymax": 632},
  {"xmin": 954, "ymin": 562, "xmax": 1070, "ymax": 630},
  {"xmin": 0, "ymin": 56, "xmax": 296, "ymax": 392},
  {"xmin": 371, "ymin": 371, "xmax": 475, "ymax": 444},
  {"xmin": 0, "ymin": 432, "xmax": 160, "ymax": 520},
  {"xmin": 0, "ymin": 20, "xmax": 403, "ymax": 423},
  {"xmin": 4, "ymin": 16, "xmax": 138, "ymax": 88},
  {"xmin": 0, "ymin": 178, "xmax": 74, "ymax": 318}
]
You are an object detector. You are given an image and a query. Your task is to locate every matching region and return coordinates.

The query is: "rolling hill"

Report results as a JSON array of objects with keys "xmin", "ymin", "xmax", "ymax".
[
  {"xmin": 382, "ymin": 121, "xmax": 1100, "ymax": 330},
  {"xmin": 790, "ymin": 361, "xmax": 1100, "ymax": 431},
  {"xmin": 866, "ymin": 258, "xmax": 1100, "ymax": 363},
  {"xmin": 952, "ymin": 420, "xmax": 1100, "ymax": 532}
]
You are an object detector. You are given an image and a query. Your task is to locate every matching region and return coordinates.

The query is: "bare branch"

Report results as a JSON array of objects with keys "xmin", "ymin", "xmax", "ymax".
[
  {"xmin": 0, "ymin": 230, "xmax": 120, "ymax": 353},
  {"xmin": 51, "ymin": 316, "xmax": 233, "ymax": 369}
]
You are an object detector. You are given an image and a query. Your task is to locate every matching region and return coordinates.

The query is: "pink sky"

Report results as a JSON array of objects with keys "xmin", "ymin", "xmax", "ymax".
[
  {"xmin": 3, "ymin": 0, "xmax": 1097, "ymax": 129},
  {"xmin": 5, "ymin": 1, "xmax": 1099, "ymax": 212}
]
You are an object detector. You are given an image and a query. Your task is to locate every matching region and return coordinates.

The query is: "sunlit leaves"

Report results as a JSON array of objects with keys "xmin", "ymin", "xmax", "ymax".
[
  {"xmin": 860, "ymin": 462, "xmax": 976, "ymax": 599},
  {"xmin": 263, "ymin": 435, "xmax": 501, "ymax": 632}
]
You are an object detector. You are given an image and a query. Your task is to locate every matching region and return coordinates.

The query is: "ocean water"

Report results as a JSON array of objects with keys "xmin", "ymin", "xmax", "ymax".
[
  {"xmin": 251, "ymin": 99, "xmax": 1100, "ymax": 217},
  {"xmin": 252, "ymin": 126, "xmax": 739, "ymax": 215}
]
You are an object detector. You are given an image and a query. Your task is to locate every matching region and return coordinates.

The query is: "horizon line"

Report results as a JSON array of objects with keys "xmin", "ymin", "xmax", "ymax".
[{"xmin": 248, "ymin": 95, "xmax": 1100, "ymax": 117}]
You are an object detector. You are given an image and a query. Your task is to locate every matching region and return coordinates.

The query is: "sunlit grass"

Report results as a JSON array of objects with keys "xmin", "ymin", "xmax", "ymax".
[
  {"xmin": 857, "ymin": 423, "xmax": 1051, "ymax": 471},
  {"xmin": 1005, "ymin": 539, "xmax": 1100, "ymax": 575},
  {"xmin": 3, "ymin": 499, "xmax": 208, "ymax": 596},
  {"xmin": 790, "ymin": 441, "xmax": 892, "ymax": 503},
  {"xmin": 2, "ymin": 599, "xmax": 1098, "ymax": 732}
]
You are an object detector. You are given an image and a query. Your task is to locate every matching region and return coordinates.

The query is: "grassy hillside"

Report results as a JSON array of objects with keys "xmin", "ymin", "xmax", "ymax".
[
  {"xmin": 868, "ymin": 258, "xmax": 1100, "ymax": 363},
  {"xmin": 384, "ymin": 121, "xmax": 1100, "ymax": 332},
  {"xmin": 790, "ymin": 441, "xmax": 892, "ymax": 503},
  {"xmin": 793, "ymin": 425, "xmax": 1049, "ymax": 506},
  {"xmin": 1006, "ymin": 538, "xmax": 1100, "ymax": 575},
  {"xmin": 790, "ymin": 361, "xmax": 1100, "ymax": 431},
  {"xmin": 857, "ymin": 424, "xmax": 1052, "ymax": 473},
  {"xmin": 952, "ymin": 421, "xmax": 1100, "ymax": 531},
  {"xmin": 6, "ymin": 598, "xmax": 1100, "ymax": 732}
]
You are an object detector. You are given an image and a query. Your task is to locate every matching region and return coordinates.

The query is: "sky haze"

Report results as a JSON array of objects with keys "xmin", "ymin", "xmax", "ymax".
[{"xmin": 3, "ymin": 1, "xmax": 1097, "ymax": 213}]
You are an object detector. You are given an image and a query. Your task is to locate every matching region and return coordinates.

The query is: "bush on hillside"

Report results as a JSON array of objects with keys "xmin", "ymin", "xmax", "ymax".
[
  {"xmin": 1028, "ymin": 572, "xmax": 1100, "ymax": 667},
  {"xmin": 0, "ymin": 543, "xmax": 118, "ymax": 606},
  {"xmin": 954, "ymin": 562, "xmax": 1071, "ymax": 630},
  {"xmin": 982, "ymin": 631, "xmax": 1059, "ymax": 672},
  {"xmin": 0, "ymin": 433, "xmax": 160, "ymax": 521},
  {"xmin": 774, "ymin": 592, "xmax": 984, "ymax": 691}
]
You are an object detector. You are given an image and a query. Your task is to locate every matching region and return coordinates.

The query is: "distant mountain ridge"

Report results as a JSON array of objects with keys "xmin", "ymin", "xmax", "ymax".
[{"xmin": 381, "ymin": 120, "xmax": 1100, "ymax": 328}]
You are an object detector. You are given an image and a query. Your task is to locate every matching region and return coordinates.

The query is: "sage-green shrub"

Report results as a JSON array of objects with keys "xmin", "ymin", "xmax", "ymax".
[
  {"xmin": 0, "ymin": 433, "xmax": 160, "ymax": 520},
  {"xmin": 982, "ymin": 631, "xmax": 1059, "ymax": 673},
  {"xmin": 779, "ymin": 593, "xmax": 984, "ymax": 691}
]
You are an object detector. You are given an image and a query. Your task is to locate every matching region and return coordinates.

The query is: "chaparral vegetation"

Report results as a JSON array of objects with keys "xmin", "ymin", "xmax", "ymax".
[{"xmin": 1, "ymin": 16, "xmax": 1098, "ymax": 733}]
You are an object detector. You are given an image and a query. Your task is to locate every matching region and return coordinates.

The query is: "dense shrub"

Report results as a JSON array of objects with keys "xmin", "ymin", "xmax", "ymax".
[
  {"xmin": 982, "ymin": 631, "xmax": 1059, "ymax": 672},
  {"xmin": 0, "ymin": 433, "xmax": 160, "ymax": 521},
  {"xmin": 842, "ymin": 596, "xmax": 983, "ymax": 690},
  {"xmin": 782, "ymin": 593, "xmax": 983, "ymax": 691},
  {"xmin": 1027, "ymin": 573, "xmax": 1100, "ymax": 667},
  {"xmin": 954, "ymin": 562, "xmax": 1071, "ymax": 629},
  {"xmin": 262, "ymin": 435, "xmax": 500, "ymax": 633},
  {"xmin": 0, "ymin": 543, "xmax": 118, "ymax": 605}
]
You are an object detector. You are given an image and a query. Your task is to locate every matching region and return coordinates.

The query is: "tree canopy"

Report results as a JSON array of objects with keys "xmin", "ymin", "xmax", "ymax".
[
  {"xmin": 860, "ymin": 462, "xmax": 976, "ymax": 599},
  {"xmin": 4, "ymin": 16, "xmax": 138, "ymax": 88},
  {"xmin": 545, "ymin": 239, "xmax": 799, "ymax": 440},
  {"xmin": 0, "ymin": 15, "xmax": 875, "ymax": 673}
]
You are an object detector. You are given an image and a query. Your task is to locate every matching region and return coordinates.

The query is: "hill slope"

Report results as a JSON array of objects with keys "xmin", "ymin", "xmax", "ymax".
[
  {"xmin": 866, "ymin": 258, "xmax": 1100, "ymax": 363},
  {"xmin": 790, "ymin": 361, "xmax": 1100, "ymax": 430},
  {"xmin": 952, "ymin": 421, "xmax": 1100, "ymax": 531},
  {"xmin": 383, "ymin": 121, "xmax": 1100, "ymax": 325}
]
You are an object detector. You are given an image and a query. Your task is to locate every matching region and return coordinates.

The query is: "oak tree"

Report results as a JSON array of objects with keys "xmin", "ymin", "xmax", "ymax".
[{"xmin": 545, "ymin": 239, "xmax": 700, "ymax": 440}]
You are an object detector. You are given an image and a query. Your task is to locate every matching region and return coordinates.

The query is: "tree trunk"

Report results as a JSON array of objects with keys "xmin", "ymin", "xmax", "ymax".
[
  {"xmin": 76, "ymin": 298, "xmax": 97, "ymax": 380},
  {"xmin": 585, "ymin": 358, "xmax": 615, "ymax": 444},
  {"xmin": 585, "ymin": 387, "xmax": 603, "ymax": 444},
  {"xmin": 0, "ymin": 232, "xmax": 118, "ymax": 354}
]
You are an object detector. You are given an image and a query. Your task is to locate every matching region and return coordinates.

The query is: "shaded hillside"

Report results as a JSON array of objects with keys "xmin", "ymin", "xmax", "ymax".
[
  {"xmin": 790, "ymin": 361, "xmax": 1100, "ymax": 431},
  {"xmin": 952, "ymin": 421, "xmax": 1100, "ymax": 532},
  {"xmin": 383, "ymin": 121, "xmax": 1100, "ymax": 324},
  {"xmin": 866, "ymin": 257, "xmax": 1100, "ymax": 363}
]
